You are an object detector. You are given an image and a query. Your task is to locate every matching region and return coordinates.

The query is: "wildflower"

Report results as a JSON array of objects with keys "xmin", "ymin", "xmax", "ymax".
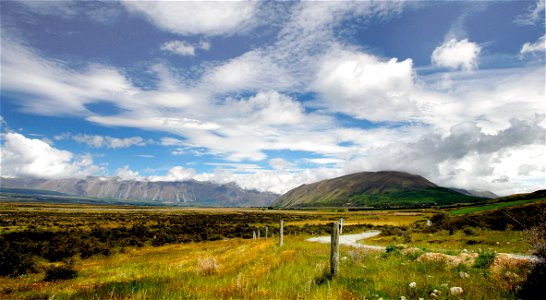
[
  {"xmin": 400, "ymin": 296, "xmax": 407, "ymax": 300},
  {"xmin": 459, "ymin": 271, "xmax": 470, "ymax": 278},
  {"xmin": 450, "ymin": 286, "xmax": 464, "ymax": 296},
  {"xmin": 409, "ymin": 282, "xmax": 416, "ymax": 288}
]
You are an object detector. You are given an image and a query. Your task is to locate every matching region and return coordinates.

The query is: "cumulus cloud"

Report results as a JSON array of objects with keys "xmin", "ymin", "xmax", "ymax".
[
  {"xmin": 116, "ymin": 165, "xmax": 143, "ymax": 181},
  {"xmin": 312, "ymin": 49, "xmax": 418, "ymax": 121},
  {"xmin": 432, "ymin": 39, "xmax": 481, "ymax": 71},
  {"xmin": 122, "ymin": 1, "xmax": 258, "ymax": 36},
  {"xmin": 194, "ymin": 167, "xmax": 344, "ymax": 194},
  {"xmin": 520, "ymin": 35, "xmax": 545, "ymax": 55},
  {"xmin": 0, "ymin": 132, "xmax": 100, "ymax": 179},
  {"xmin": 148, "ymin": 166, "xmax": 196, "ymax": 182},
  {"xmin": 342, "ymin": 116, "xmax": 545, "ymax": 196},
  {"xmin": 161, "ymin": 40, "xmax": 210, "ymax": 56}
]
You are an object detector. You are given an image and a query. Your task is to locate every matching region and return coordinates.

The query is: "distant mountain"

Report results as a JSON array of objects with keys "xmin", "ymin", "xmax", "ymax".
[
  {"xmin": 449, "ymin": 188, "xmax": 497, "ymax": 199},
  {"xmin": 0, "ymin": 177, "xmax": 278, "ymax": 207},
  {"xmin": 273, "ymin": 171, "xmax": 485, "ymax": 208}
]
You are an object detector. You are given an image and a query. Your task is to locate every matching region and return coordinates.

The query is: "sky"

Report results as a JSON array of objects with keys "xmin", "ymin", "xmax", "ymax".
[{"xmin": 0, "ymin": 0, "xmax": 544, "ymax": 196}]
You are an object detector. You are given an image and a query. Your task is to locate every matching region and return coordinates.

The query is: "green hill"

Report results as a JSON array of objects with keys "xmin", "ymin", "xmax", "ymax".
[{"xmin": 273, "ymin": 171, "xmax": 484, "ymax": 208}]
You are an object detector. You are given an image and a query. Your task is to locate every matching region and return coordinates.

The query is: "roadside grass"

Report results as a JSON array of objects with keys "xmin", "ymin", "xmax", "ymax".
[
  {"xmin": 364, "ymin": 229, "xmax": 531, "ymax": 255},
  {"xmin": 449, "ymin": 198, "xmax": 546, "ymax": 216},
  {"xmin": 1, "ymin": 234, "xmax": 529, "ymax": 299}
]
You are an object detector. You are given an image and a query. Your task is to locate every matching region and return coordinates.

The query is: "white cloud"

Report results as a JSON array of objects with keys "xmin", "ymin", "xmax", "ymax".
[
  {"xmin": 1, "ymin": 36, "xmax": 137, "ymax": 116},
  {"xmin": 520, "ymin": 35, "xmax": 545, "ymax": 55},
  {"xmin": 122, "ymin": 1, "xmax": 258, "ymax": 36},
  {"xmin": 312, "ymin": 49, "xmax": 418, "ymax": 122},
  {"xmin": 148, "ymin": 166, "xmax": 196, "ymax": 182},
  {"xmin": 201, "ymin": 51, "xmax": 296, "ymax": 93},
  {"xmin": 515, "ymin": 0, "xmax": 545, "ymax": 25},
  {"xmin": 194, "ymin": 167, "xmax": 343, "ymax": 194},
  {"xmin": 269, "ymin": 158, "xmax": 293, "ymax": 171},
  {"xmin": 56, "ymin": 134, "xmax": 147, "ymax": 149},
  {"xmin": 72, "ymin": 134, "xmax": 146, "ymax": 149},
  {"xmin": 161, "ymin": 40, "xmax": 210, "ymax": 56},
  {"xmin": 432, "ymin": 39, "xmax": 481, "ymax": 71},
  {"xmin": 116, "ymin": 165, "xmax": 144, "ymax": 181},
  {"xmin": 341, "ymin": 116, "xmax": 545, "ymax": 196},
  {"xmin": 0, "ymin": 132, "xmax": 99, "ymax": 179}
]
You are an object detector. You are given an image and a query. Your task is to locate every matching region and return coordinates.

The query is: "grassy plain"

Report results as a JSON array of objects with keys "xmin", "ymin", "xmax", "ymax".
[
  {"xmin": 0, "ymin": 202, "xmax": 538, "ymax": 299},
  {"xmin": 448, "ymin": 198, "xmax": 546, "ymax": 215},
  {"xmin": 0, "ymin": 235, "xmax": 531, "ymax": 299}
]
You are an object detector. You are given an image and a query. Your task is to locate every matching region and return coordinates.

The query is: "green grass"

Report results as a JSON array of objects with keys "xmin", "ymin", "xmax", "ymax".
[
  {"xmin": 364, "ymin": 229, "xmax": 531, "ymax": 255},
  {"xmin": 0, "ymin": 234, "xmax": 532, "ymax": 299},
  {"xmin": 449, "ymin": 198, "xmax": 546, "ymax": 215}
]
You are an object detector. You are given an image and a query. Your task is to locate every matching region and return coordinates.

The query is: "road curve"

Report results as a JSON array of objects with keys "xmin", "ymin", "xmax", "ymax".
[
  {"xmin": 306, "ymin": 230, "xmax": 541, "ymax": 262},
  {"xmin": 306, "ymin": 230, "xmax": 385, "ymax": 251}
]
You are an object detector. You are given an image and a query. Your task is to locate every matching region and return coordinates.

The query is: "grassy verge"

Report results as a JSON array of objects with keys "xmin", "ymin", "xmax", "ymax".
[{"xmin": 363, "ymin": 229, "xmax": 531, "ymax": 255}]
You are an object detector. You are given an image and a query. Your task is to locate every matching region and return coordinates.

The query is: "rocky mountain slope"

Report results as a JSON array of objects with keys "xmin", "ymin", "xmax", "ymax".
[
  {"xmin": 0, "ymin": 177, "xmax": 278, "ymax": 207},
  {"xmin": 273, "ymin": 171, "xmax": 485, "ymax": 208}
]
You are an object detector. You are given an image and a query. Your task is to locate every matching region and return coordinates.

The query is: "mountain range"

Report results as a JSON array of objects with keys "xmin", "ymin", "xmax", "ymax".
[
  {"xmin": 0, "ymin": 176, "xmax": 278, "ymax": 207},
  {"xmin": 1, "ymin": 171, "xmax": 498, "ymax": 208}
]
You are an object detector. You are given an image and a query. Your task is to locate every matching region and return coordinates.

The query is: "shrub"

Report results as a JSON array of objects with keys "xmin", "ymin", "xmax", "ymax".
[
  {"xmin": 462, "ymin": 226, "xmax": 476, "ymax": 236},
  {"xmin": 518, "ymin": 220, "xmax": 546, "ymax": 299},
  {"xmin": 44, "ymin": 265, "xmax": 78, "ymax": 281},
  {"xmin": 0, "ymin": 246, "xmax": 36, "ymax": 277},
  {"xmin": 474, "ymin": 252, "xmax": 496, "ymax": 269}
]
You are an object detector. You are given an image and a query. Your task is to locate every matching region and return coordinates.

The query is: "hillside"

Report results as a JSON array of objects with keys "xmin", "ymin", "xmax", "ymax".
[
  {"xmin": 273, "ymin": 171, "xmax": 484, "ymax": 208},
  {"xmin": 0, "ymin": 177, "xmax": 278, "ymax": 207}
]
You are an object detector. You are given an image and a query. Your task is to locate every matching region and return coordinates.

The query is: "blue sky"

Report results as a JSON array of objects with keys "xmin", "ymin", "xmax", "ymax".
[{"xmin": 1, "ymin": 1, "xmax": 544, "ymax": 195}]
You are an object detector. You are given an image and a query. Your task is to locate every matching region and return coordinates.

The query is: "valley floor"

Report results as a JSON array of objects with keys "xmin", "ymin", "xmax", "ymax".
[{"xmin": 0, "ymin": 203, "xmax": 542, "ymax": 299}]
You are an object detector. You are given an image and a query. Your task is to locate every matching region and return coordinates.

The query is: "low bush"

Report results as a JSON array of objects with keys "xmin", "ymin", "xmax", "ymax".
[
  {"xmin": 44, "ymin": 265, "xmax": 78, "ymax": 281},
  {"xmin": 474, "ymin": 252, "xmax": 496, "ymax": 269}
]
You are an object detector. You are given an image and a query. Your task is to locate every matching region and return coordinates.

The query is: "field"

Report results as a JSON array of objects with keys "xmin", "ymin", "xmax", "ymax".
[
  {"xmin": 1, "ymin": 201, "xmax": 544, "ymax": 299},
  {"xmin": 448, "ymin": 198, "xmax": 546, "ymax": 215}
]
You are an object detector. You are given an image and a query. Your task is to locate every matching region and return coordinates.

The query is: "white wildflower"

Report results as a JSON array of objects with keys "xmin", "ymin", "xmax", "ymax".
[{"xmin": 409, "ymin": 282, "xmax": 416, "ymax": 288}]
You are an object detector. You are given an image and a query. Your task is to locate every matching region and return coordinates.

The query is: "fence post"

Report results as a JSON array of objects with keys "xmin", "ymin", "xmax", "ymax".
[
  {"xmin": 331, "ymin": 221, "xmax": 340, "ymax": 277},
  {"xmin": 253, "ymin": 230, "xmax": 256, "ymax": 241},
  {"xmin": 258, "ymin": 229, "xmax": 261, "ymax": 239},
  {"xmin": 265, "ymin": 226, "xmax": 268, "ymax": 240},
  {"xmin": 279, "ymin": 220, "xmax": 284, "ymax": 247}
]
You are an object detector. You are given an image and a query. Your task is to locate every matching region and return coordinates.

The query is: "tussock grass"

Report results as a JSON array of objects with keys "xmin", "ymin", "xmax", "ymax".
[{"xmin": 0, "ymin": 233, "xmax": 530, "ymax": 299}]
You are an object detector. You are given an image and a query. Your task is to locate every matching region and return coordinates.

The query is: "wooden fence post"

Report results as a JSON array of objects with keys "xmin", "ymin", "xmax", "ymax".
[
  {"xmin": 331, "ymin": 221, "xmax": 340, "ymax": 277},
  {"xmin": 253, "ymin": 230, "xmax": 256, "ymax": 241},
  {"xmin": 279, "ymin": 220, "xmax": 284, "ymax": 247},
  {"xmin": 265, "ymin": 226, "xmax": 268, "ymax": 240},
  {"xmin": 258, "ymin": 230, "xmax": 261, "ymax": 239}
]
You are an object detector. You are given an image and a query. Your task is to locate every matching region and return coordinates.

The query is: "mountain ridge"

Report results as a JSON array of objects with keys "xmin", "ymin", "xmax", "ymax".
[{"xmin": 0, "ymin": 176, "xmax": 278, "ymax": 207}]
